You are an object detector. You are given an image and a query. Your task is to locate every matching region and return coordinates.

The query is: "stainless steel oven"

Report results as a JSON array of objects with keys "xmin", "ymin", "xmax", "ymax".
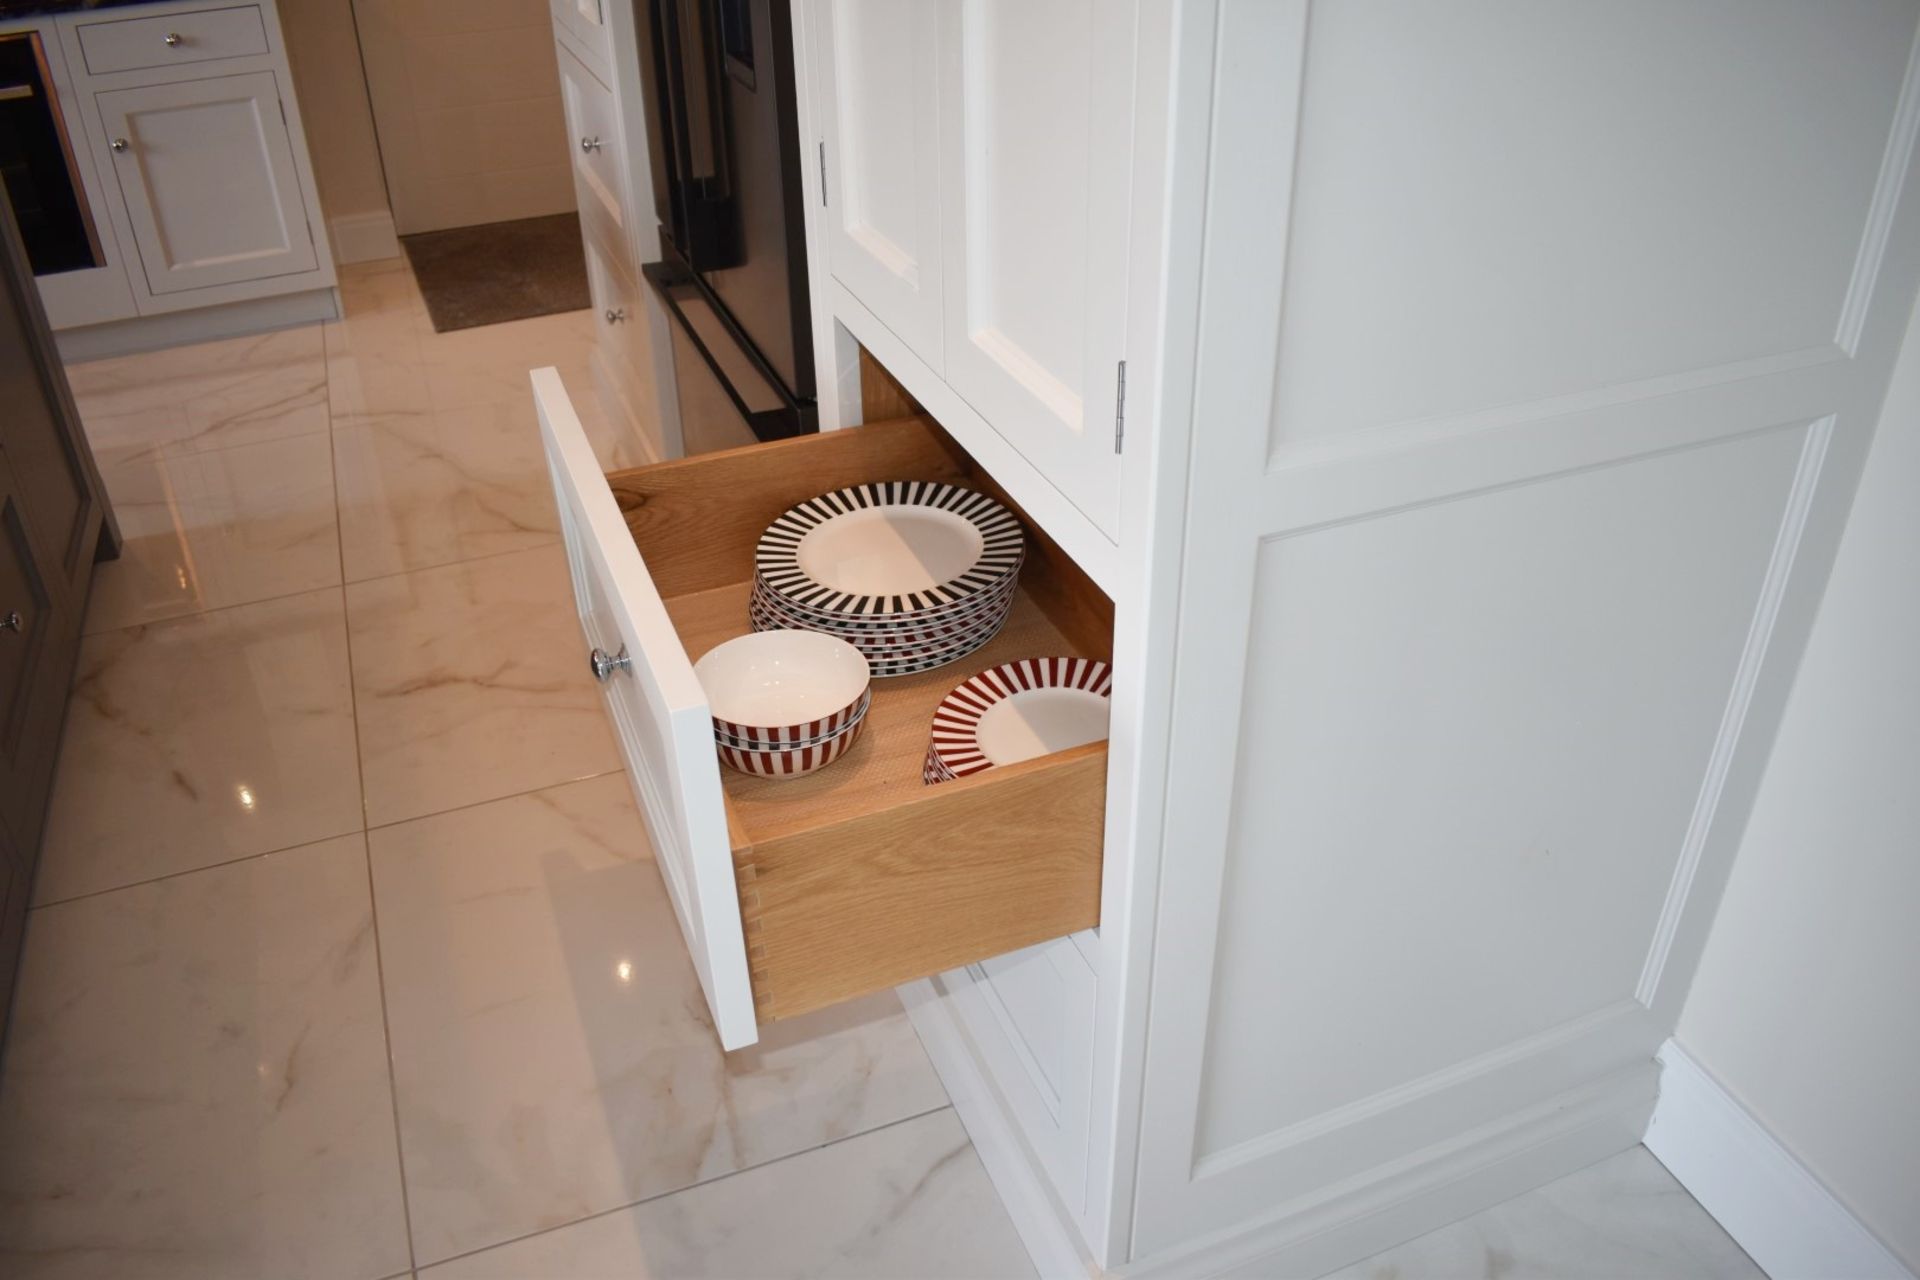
[{"xmin": 0, "ymin": 29, "xmax": 105, "ymax": 278}]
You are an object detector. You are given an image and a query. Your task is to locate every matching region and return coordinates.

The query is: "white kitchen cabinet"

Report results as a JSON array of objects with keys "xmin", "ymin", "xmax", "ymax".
[
  {"xmin": 778, "ymin": 1, "xmax": 1920, "ymax": 1276},
  {"xmin": 806, "ymin": 0, "xmax": 1134, "ymax": 544},
  {"xmin": 7, "ymin": 0, "xmax": 338, "ymax": 351},
  {"xmin": 936, "ymin": 0, "xmax": 1132, "ymax": 539},
  {"xmin": 813, "ymin": 0, "xmax": 944, "ymax": 371},
  {"xmin": 96, "ymin": 72, "xmax": 318, "ymax": 296},
  {"xmin": 550, "ymin": 0, "xmax": 666, "ymax": 465}
]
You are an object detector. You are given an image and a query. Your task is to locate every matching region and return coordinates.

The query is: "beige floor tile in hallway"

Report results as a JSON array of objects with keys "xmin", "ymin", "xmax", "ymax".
[{"xmin": 0, "ymin": 259, "xmax": 1761, "ymax": 1279}]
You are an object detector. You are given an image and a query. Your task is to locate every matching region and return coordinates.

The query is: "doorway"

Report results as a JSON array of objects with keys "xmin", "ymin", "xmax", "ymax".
[{"xmin": 349, "ymin": 0, "xmax": 576, "ymax": 235}]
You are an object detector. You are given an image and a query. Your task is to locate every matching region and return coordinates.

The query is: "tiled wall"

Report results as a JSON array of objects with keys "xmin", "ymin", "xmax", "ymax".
[{"xmin": 351, "ymin": 0, "xmax": 576, "ymax": 234}]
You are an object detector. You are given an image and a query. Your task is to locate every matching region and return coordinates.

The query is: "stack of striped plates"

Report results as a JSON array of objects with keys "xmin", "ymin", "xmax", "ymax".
[
  {"xmin": 923, "ymin": 658, "xmax": 1114, "ymax": 784},
  {"xmin": 751, "ymin": 482, "xmax": 1026, "ymax": 678}
]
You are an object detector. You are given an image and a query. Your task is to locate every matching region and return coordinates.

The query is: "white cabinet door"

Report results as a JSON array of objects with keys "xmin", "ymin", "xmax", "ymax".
[
  {"xmin": 815, "ymin": 0, "xmax": 944, "ymax": 370},
  {"xmin": 1133, "ymin": 1, "xmax": 1920, "ymax": 1259},
  {"xmin": 938, "ymin": 0, "xmax": 1133, "ymax": 538},
  {"xmin": 97, "ymin": 72, "xmax": 318, "ymax": 296}
]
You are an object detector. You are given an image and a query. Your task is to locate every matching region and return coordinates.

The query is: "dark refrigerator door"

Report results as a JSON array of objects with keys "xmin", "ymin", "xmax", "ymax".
[
  {"xmin": 646, "ymin": 262, "xmax": 812, "ymax": 448},
  {"xmin": 636, "ymin": 0, "xmax": 741, "ymax": 273},
  {"xmin": 697, "ymin": 0, "xmax": 813, "ymax": 402}
]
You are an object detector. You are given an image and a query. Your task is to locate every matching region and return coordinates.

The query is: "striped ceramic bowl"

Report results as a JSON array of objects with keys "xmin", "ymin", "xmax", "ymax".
[{"xmin": 716, "ymin": 717, "xmax": 865, "ymax": 780}]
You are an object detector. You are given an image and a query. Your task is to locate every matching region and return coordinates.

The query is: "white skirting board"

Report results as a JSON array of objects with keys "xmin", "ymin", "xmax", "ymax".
[
  {"xmin": 1647, "ymin": 1041, "xmax": 1914, "ymax": 1280},
  {"xmin": 54, "ymin": 288, "xmax": 340, "ymax": 361},
  {"xmin": 904, "ymin": 972, "xmax": 1653, "ymax": 1280},
  {"xmin": 328, "ymin": 210, "xmax": 402, "ymax": 265}
]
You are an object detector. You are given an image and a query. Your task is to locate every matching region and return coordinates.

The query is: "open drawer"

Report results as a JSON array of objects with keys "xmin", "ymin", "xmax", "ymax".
[{"xmin": 534, "ymin": 368, "xmax": 1109, "ymax": 1050}]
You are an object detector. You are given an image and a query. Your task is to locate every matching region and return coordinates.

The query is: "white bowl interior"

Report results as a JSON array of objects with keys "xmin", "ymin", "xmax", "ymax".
[
  {"xmin": 695, "ymin": 630, "xmax": 871, "ymax": 729},
  {"xmin": 796, "ymin": 505, "xmax": 984, "ymax": 595},
  {"xmin": 973, "ymin": 687, "xmax": 1110, "ymax": 767}
]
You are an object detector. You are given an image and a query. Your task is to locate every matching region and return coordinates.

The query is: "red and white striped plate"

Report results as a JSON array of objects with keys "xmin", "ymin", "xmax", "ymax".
[
  {"xmin": 716, "ymin": 717, "xmax": 865, "ymax": 779},
  {"xmin": 926, "ymin": 658, "xmax": 1113, "ymax": 781},
  {"xmin": 922, "ymin": 741, "xmax": 956, "ymax": 785}
]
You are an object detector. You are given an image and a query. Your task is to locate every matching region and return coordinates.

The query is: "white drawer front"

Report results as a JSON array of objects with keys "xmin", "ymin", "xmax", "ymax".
[
  {"xmin": 967, "ymin": 937, "xmax": 1097, "ymax": 1211},
  {"xmin": 552, "ymin": 0, "xmax": 612, "ymax": 65},
  {"xmin": 533, "ymin": 367, "xmax": 759, "ymax": 1050},
  {"xmin": 79, "ymin": 5, "xmax": 269, "ymax": 75},
  {"xmin": 583, "ymin": 238, "xmax": 645, "ymax": 383},
  {"xmin": 557, "ymin": 42, "xmax": 630, "ymax": 255}
]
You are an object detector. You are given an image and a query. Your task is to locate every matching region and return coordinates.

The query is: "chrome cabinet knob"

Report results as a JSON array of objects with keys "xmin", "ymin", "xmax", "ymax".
[
  {"xmin": 579, "ymin": 135, "xmax": 601, "ymax": 153},
  {"xmin": 163, "ymin": 31, "xmax": 182, "ymax": 46},
  {"xmin": 1, "ymin": 610, "xmax": 21, "ymax": 633},
  {"xmin": 604, "ymin": 307, "xmax": 627, "ymax": 324},
  {"xmin": 110, "ymin": 138, "xmax": 129, "ymax": 152},
  {"xmin": 589, "ymin": 645, "xmax": 631, "ymax": 682}
]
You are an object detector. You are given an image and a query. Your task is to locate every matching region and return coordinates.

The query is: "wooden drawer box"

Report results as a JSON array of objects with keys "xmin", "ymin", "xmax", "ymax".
[
  {"xmin": 535, "ymin": 370, "xmax": 1109, "ymax": 1050},
  {"xmin": 77, "ymin": 5, "xmax": 268, "ymax": 76}
]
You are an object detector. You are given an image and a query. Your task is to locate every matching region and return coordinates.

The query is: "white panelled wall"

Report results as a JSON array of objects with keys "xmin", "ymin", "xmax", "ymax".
[{"xmin": 1659, "ymin": 293, "xmax": 1920, "ymax": 1276}]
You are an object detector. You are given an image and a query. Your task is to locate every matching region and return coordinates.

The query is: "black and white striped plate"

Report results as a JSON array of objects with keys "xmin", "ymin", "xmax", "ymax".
[
  {"xmin": 749, "ymin": 593, "xmax": 1009, "ymax": 676},
  {"xmin": 750, "ymin": 577, "xmax": 1015, "ymax": 652},
  {"xmin": 756, "ymin": 482, "xmax": 1025, "ymax": 619}
]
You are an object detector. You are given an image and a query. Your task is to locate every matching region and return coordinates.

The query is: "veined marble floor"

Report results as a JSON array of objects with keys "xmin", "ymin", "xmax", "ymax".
[{"xmin": 0, "ymin": 261, "xmax": 1762, "ymax": 1279}]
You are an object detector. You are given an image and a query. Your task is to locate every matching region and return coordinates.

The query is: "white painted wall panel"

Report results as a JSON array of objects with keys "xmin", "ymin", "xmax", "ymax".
[
  {"xmin": 1269, "ymin": 0, "xmax": 1919, "ymax": 447},
  {"xmin": 1196, "ymin": 423, "xmax": 1807, "ymax": 1156}
]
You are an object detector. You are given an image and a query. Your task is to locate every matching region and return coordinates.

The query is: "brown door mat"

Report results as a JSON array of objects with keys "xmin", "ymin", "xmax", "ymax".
[{"xmin": 401, "ymin": 212, "xmax": 592, "ymax": 333}]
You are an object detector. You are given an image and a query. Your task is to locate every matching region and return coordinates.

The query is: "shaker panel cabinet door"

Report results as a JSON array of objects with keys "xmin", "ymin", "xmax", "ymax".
[
  {"xmin": 815, "ymin": 0, "xmax": 944, "ymax": 370},
  {"xmin": 938, "ymin": 0, "xmax": 1133, "ymax": 538},
  {"xmin": 97, "ymin": 73, "xmax": 319, "ymax": 296}
]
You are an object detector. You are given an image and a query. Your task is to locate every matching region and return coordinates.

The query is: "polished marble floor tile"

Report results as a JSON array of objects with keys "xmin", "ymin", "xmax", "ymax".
[
  {"xmin": 36, "ymin": 588, "xmax": 363, "ymax": 904},
  {"xmin": 334, "ymin": 400, "xmax": 558, "ymax": 581},
  {"xmin": 67, "ymin": 326, "xmax": 329, "ymax": 458},
  {"xmin": 420, "ymin": 310, "xmax": 598, "ymax": 413},
  {"xmin": 1322, "ymin": 1146, "xmax": 1763, "ymax": 1280},
  {"xmin": 345, "ymin": 544, "xmax": 620, "ymax": 827},
  {"xmin": 420, "ymin": 1109, "xmax": 1030, "ymax": 1280},
  {"xmin": 369, "ymin": 774, "xmax": 948, "ymax": 1264},
  {"xmin": 84, "ymin": 433, "xmax": 342, "ymax": 633},
  {"xmin": 325, "ymin": 262, "xmax": 438, "ymax": 425},
  {"xmin": 0, "ymin": 835, "xmax": 412, "ymax": 1280}
]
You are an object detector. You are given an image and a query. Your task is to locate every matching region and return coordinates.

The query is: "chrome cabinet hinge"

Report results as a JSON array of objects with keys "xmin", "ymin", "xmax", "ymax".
[{"xmin": 1114, "ymin": 359, "xmax": 1127, "ymax": 454}]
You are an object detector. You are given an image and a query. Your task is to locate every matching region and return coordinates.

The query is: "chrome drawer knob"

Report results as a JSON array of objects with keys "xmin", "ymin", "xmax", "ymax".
[
  {"xmin": 163, "ymin": 31, "xmax": 182, "ymax": 46},
  {"xmin": 579, "ymin": 135, "xmax": 602, "ymax": 153},
  {"xmin": 1, "ymin": 610, "xmax": 20, "ymax": 633},
  {"xmin": 110, "ymin": 138, "xmax": 129, "ymax": 152},
  {"xmin": 604, "ymin": 307, "xmax": 627, "ymax": 324},
  {"xmin": 589, "ymin": 645, "xmax": 631, "ymax": 681}
]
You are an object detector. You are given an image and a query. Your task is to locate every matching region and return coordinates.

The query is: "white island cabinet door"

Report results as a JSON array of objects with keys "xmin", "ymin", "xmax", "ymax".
[
  {"xmin": 814, "ymin": 0, "xmax": 945, "ymax": 370},
  {"xmin": 96, "ymin": 72, "xmax": 318, "ymax": 296},
  {"xmin": 937, "ymin": 0, "xmax": 1134, "ymax": 539}
]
